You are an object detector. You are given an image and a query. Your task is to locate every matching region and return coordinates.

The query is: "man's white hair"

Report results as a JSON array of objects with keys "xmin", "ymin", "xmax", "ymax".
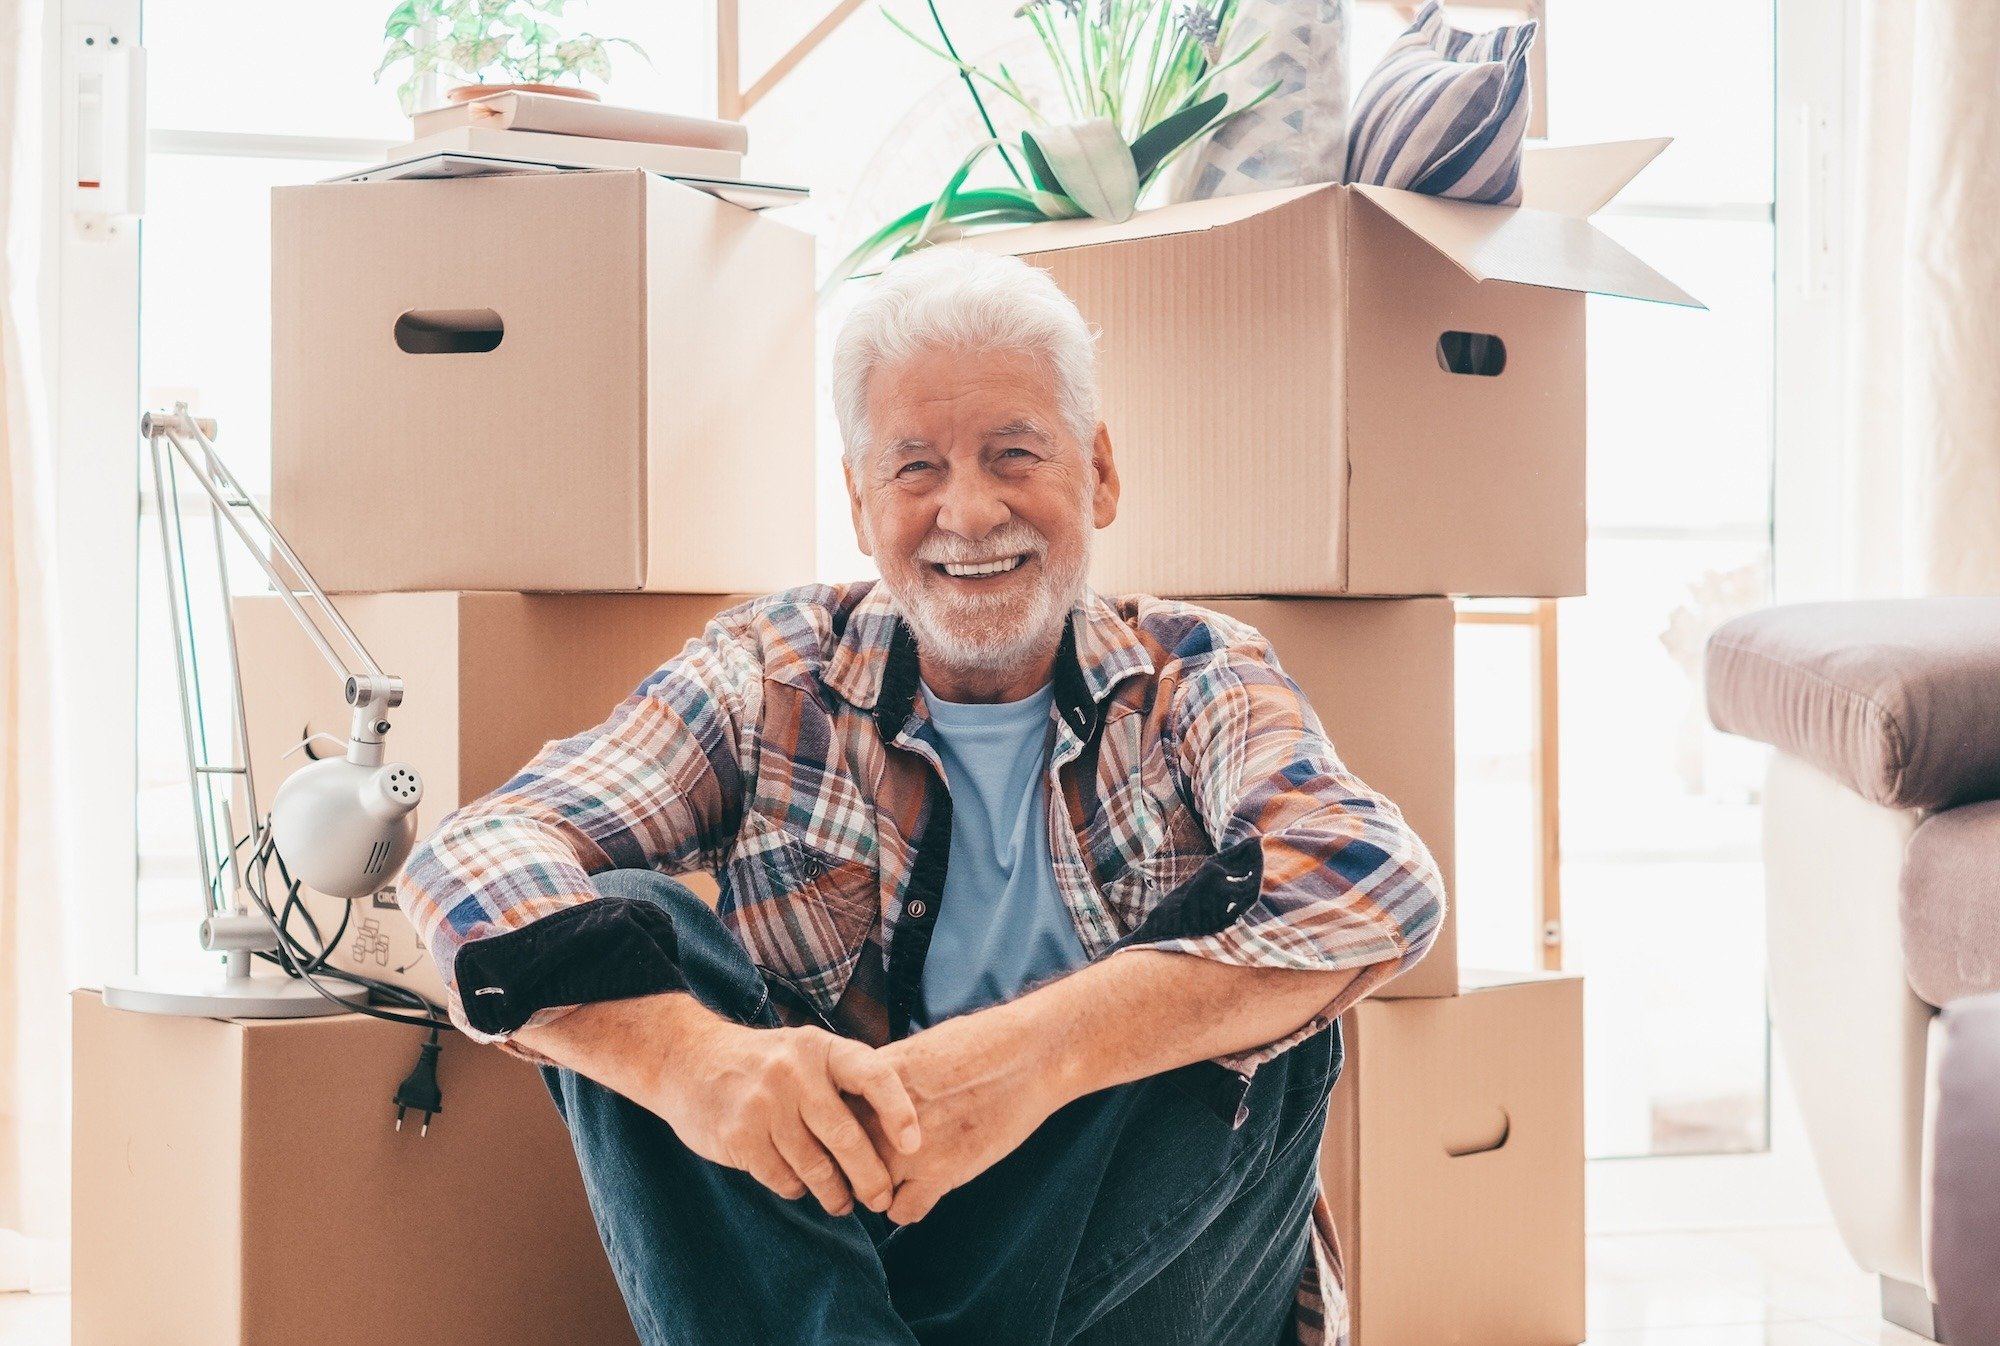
[{"xmin": 831, "ymin": 246, "xmax": 1102, "ymax": 469}]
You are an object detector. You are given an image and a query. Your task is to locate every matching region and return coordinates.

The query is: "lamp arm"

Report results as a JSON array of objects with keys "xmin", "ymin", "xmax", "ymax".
[{"xmin": 142, "ymin": 405, "xmax": 405, "ymax": 764}]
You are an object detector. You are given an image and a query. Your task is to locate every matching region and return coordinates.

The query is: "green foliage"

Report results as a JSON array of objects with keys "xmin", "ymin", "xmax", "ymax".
[
  {"xmin": 823, "ymin": 0, "xmax": 1282, "ymax": 302},
  {"xmin": 374, "ymin": 0, "xmax": 649, "ymax": 115}
]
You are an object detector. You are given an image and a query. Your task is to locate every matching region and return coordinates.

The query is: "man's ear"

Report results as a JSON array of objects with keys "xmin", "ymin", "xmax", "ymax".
[
  {"xmin": 1090, "ymin": 421, "xmax": 1120, "ymax": 529},
  {"xmin": 843, "ymin": 454, "xmax": 874, "ymax": 558}
]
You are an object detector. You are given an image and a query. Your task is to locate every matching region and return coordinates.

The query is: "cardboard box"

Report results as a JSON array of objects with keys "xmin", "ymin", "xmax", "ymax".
[
  {"xmin": 71, "ymin": 988, "xmax": 638, "ymax": 1346},
  {"xmin": 233, "ymin": 591, "xmax": 745, "ymax": 1001},
  {"xmin": 1319, "ymin": 969, "xmax": 1586, "ymax": 1346},
  {"xmin": 271, "ymin": 170, "xmax": 815, "ymax": 594},
  {"xmin": 1203, "ymin": 598, "xmax": 1457, "ymax": 999},
  {"xmin": 940, "ymin": 141, "xmax": 1700, "ymax": 599}
]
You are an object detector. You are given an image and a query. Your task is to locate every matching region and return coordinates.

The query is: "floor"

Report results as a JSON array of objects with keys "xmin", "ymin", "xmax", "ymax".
[{"xmin": 0, "ymin": 1222, "xmax": 1941, "ymax": 1344}]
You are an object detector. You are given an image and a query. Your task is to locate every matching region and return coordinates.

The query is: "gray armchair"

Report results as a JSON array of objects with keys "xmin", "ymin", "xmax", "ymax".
[{"xmin": 1704, "ymin": 598, "xmax": 2000, "ymax": 1344}]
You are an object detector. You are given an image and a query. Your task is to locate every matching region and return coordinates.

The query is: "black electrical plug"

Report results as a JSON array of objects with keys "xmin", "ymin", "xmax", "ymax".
[{"xmin": 394, "ymin": 1031, "xmax": 445, "ymax": 1136}]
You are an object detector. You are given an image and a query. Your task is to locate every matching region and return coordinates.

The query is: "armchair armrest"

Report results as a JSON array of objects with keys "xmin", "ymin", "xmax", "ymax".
[{"xmin": 1705, "ymin": 598, "xmax": 2000, "ymax": 811}]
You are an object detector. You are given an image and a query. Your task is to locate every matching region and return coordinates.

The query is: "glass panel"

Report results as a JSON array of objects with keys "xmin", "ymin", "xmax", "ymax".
[
  {"xmin": 140, "ymin": 153, "xmax": 369, "ymax": 498},
  {"xmin": 1585, "ymin": 216, "xmax": 1775, "ymax": 536},
  {"xmin": 1542, "ymin": 0, "xmax": 1774, "ymax": 205},
  {"xmin": 145, "ymin": 1, "xmax": 712, "ymax": 138},
  {"xmin": 135, "ymin": 463, "xmax": 284, "ymax": 984},
  {"xmin": 1563, "ymin": 536, "xmax": 1773, "ymax": 1158},
  {"xmin": 1454, "ymin": 614, "xmax": 1545, "ymax": 974},
  {"xmin": 145, "ymin": 1, "xmax": 412, "ymax": 139}
]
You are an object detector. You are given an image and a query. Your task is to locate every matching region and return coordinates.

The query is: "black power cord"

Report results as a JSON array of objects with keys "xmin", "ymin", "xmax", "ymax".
[{"xmin": 237, "ymin": 830, "xmax": 452, "ymax": 1133}]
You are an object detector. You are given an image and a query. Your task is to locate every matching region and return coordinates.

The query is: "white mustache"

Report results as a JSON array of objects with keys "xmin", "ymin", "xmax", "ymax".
[{"xmin": 914, "ymin": 524, "xmax": 1048, "ymax": 566}]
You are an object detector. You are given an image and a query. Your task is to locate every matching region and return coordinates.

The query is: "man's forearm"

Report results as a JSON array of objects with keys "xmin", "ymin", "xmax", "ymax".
[
  {"xmin": 976, "ymin": 951, "xmax": 1363, "ymax": 1110},
  {"xmin": 512, "ymin": 990, "xmax": 724, "ymax": 1101}
]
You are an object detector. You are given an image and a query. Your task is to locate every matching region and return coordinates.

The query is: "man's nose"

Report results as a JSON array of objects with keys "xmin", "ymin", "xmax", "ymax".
[{"xmin": 934, "ymin": 473, "xmax": 1010, "ymax": 542}]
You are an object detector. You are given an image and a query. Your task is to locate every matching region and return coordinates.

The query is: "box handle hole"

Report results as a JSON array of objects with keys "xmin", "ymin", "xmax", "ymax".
[
  {"xmin": 1443, "ymin": 1105, "xmax": 1511, "ymax": 1157},
  {"xmin": 1436, "ymin": 330, "xmax": 1506, "ymax": 376},
  {"xmin": 395, "ymin": 308, "xmax": 504, "ymax": 355}
]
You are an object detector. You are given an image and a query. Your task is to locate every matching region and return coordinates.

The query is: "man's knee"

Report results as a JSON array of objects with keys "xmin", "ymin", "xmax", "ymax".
[{"xmin": 585, "ymin": 867, "xmax": 774, "ymax": 1027}]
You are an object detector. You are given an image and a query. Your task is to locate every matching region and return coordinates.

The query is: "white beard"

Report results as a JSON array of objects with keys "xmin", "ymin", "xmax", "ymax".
[{"xmin": 877, "ymin": 517, "xmax": 1094, "ymax": 680}]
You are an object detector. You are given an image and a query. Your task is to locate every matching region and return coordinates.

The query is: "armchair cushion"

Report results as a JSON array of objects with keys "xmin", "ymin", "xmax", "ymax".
[
  {"xmin": 1902, "ymin": 798, "xmax": 2000, "ymax": 1007},
  {"xmin": 1705, "ymin": 598, "xmax": 2000, "ymax": 811}
]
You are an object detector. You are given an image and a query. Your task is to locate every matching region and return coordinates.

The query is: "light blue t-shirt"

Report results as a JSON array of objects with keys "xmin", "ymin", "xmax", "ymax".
[{"xmin": 912, "ymin": 678, "xmax": 1089, "ymax": 1027}]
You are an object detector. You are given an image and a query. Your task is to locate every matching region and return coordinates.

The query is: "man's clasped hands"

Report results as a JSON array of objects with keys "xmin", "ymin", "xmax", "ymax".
[{"xmin": 637, "ymin": 996, "xmax": 1070, "ymax": 1226}]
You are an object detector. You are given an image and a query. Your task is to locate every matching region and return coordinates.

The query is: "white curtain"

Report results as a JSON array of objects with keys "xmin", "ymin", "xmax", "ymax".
[
  {"xmin": 1, "ymin": 0, "xmax": 72, "ymax": 1289},
  {"xmin": 1839, "ymin": 0, "xmax": 2000, "ymax": 596}
]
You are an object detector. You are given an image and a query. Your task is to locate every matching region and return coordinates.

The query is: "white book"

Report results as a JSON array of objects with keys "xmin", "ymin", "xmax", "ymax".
[
  {"xmin": 411, "ymin": 92, "xmax": 749, "ymax": 154},
  {"xmin": 386, "ymin": 126, "xmax": 743, "ymax": 178}
]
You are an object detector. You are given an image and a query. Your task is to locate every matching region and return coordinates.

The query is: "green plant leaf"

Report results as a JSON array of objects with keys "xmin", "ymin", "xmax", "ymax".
[
  {"xmin": 1130, "ymin": 90, "xmax": 1226, "ymax": 184},
  {"xmin": 1029, "ymin": 190, "xmax": 1085, "ymax": 218},
  {"xmin": 1019, "ymin": 131, "xmax": 1063, "ymax": 194},
  {"xmin": 819, "ymin": 184, "xmax": 1080, "ymax": 304},
  {"xmin": 916, "ymin": 138, "xmax": 1001, "ymax": 249},
  {"xmin": 1030, "ymin": 117, "xmax": 1139, "ymax": 223}
]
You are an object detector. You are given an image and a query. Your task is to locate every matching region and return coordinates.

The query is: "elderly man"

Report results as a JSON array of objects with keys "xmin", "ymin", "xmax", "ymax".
[{"xmin": 398, "ymin": 245, "xmax": 1445, "ymax": 1346}]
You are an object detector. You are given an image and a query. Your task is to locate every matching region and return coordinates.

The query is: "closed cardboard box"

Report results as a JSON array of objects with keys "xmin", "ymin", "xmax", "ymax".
[
  {"xmin": 1204, "ymin": 597, "xmax": 1457, "ymax": 999},
  {"xmin": 71, "ymin": 988, "xmax": 638, "ymax": 1346},
  {"xmin": 1320, "ymin": 969, "xmax": 1586, "ymax": 1346},
  {"xmin": 939, "ymin": 141, "xmax": 1699, "ymax": 599},
  {"xmin": 271, "ymin": 169, "xmax": 814, "ymax": 594},
  {"xmin": 233, "ymin": 590, "xmax": 747, "ymax": 1001}
]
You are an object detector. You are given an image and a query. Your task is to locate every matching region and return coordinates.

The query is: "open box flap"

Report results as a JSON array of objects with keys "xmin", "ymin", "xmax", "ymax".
[
  {"xmin": 1520, "ymin": 138, "xmax": 1672, "ymax": 217},
  {"xmin": 1350, "ymin": 183, "xmax": 1705, "ymax": 308},
  {"xmin": 861, "ymin": 182, "xmax": 1335, "ymax": 274}
]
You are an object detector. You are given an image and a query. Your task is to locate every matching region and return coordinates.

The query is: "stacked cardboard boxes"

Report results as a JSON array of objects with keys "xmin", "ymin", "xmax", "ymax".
[
  {"xmin": 937, "ymin": 137, "xmax": 1697, "ymax": 1342},
  {"xmin": 82, "ymin": 139, "xmax": 1689, "ymax": 1342},
  {"xmin": 74, "ymin": 170, "xmax": 815, "ymax": 1344}
]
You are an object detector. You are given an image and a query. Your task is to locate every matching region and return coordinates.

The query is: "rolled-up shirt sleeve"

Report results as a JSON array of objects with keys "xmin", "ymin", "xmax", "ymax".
[
  {"xmin": 393, "ymin": 618, "xmax": 764, "ymax": 1057},
  {"xmin": 1133, "ymin": 628, "xmax": 1449, "ymax": 1076}
]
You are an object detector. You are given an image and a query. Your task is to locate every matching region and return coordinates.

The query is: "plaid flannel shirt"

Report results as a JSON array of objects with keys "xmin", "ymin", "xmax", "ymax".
[{"xmin": 397, "ymin": 579, "xmax": 1447, "ymax": 1346}]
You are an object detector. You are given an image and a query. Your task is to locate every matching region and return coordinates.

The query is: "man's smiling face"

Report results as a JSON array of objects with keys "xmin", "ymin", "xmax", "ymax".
[{"xmin": 844, "ymin": 342, "xmax": 1119, "ymax": 699}]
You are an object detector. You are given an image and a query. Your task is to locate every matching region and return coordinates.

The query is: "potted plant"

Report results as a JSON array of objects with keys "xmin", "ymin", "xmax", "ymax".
[
  {"xmin": 821, "ymin": 0, "xmax": 1280, "ymax": 301},
  {"xmin": 376, "ymin": 0, "xmax": 647, "ymax": 115}
]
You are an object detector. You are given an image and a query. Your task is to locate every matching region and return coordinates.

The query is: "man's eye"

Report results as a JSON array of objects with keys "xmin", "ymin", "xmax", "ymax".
[
  {"xmin": 898, "ymin": 460, "xmax": 934, "ymax": 475},
  {"xmin": 1000, "ymin": 446, "xmax": 1034, "ymax": 459}
]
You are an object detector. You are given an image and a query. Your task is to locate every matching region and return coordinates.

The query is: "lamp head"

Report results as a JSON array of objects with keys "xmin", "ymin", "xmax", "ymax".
[{"xmin": 270, "ymin": 754, "xmax": 424, "ymax": 900}]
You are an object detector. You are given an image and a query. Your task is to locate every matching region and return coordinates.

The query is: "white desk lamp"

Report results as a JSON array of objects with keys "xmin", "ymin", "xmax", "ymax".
[{"xmin": 105, "ymin": 405, "xmax": 426, "ymax": 1018}]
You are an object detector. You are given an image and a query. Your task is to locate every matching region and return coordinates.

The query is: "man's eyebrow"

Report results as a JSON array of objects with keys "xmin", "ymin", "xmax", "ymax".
[{"xmin": 987, "ymin": 419, "xmax": 1053, "ymax": 443}]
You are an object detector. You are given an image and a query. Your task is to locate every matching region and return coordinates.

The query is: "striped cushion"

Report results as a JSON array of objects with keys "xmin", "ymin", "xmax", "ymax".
[{"xmin": 1344, "ymin": 0, "xmax": 1538, "ymax": 205}]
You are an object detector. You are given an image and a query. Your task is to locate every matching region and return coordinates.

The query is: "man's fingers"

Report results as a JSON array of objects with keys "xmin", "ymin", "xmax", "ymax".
[
  {"xmin": 741, "ymin": 1137, "xmax": 809, "ymax": 1203},
  {"xmin": 772, "ymin": 1117, "xmax": 856, "ymax": 1217},
  {"xmin": 887, "ymin": 1179, "xmax": 942, "ymax": 1227},
  {"xmin": 826, "ymin": 1040, "xmax": 923, "ymax": 1154},
  {"xmin": 800, "ymin": 1087, "xmax": 896, "ymax": 1213}
]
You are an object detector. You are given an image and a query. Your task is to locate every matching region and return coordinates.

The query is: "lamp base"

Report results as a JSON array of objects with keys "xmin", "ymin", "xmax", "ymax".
[{"xmin": 103, "ymin": 968, "xmax": 369, "ymax": 1018}]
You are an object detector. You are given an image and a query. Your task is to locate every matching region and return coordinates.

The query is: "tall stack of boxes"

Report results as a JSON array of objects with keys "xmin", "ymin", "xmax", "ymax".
[
  {"xmin": 72, "ymin": 168, "xmax": 815, "ymax": 1345},
  {"xmin": 944, "ymin": 136, "xmax": 1698, "ymax": 1345}
]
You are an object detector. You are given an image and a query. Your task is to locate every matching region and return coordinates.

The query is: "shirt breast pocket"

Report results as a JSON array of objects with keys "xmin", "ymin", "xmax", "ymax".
[
  {"xmin": 1094, "ymin": 799, "xmax": 1216, "ymax": 936},
  {"xmin": 719, "ymin": 813, "xmax": 879, "ymax": 1015}
]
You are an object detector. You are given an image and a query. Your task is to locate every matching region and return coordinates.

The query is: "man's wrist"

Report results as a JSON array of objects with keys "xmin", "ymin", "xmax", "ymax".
[{"xmin": 977, "ymin": 979, "xmax": 1104, "ymax": 1110}]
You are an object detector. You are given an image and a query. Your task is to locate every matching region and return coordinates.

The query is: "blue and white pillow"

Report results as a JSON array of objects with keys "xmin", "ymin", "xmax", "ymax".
[{"xmin": 1343, "ymin": 0, "xmax": 1538, "ymax": 205}]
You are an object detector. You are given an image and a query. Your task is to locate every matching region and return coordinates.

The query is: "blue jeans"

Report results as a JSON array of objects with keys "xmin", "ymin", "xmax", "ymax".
[{"xmin": 539, "ymin": 870, "xmax": 1341, "ymax": 1346}]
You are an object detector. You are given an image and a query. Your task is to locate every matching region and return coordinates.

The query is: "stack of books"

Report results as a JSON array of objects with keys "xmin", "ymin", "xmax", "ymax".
[{"xmin": 387, "ymin": 90, "xmax": 751, "ymax": 179}]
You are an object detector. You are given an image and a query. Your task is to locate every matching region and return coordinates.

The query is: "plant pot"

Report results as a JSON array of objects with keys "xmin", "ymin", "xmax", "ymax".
[{"xmin": 445, "ymin": 82, "xmax": 600, "ymax": 103}]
